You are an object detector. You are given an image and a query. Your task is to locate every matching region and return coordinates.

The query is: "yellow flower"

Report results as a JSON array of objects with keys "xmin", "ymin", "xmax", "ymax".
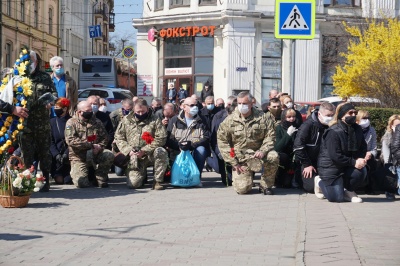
[
  {"xmin": 21, "ymin": 99, "xmax": 27, "ymax": 106},
  {"xmin": 0, "ymin": 131, "xmax": 4, "ymax": 137},
  {"xmin": 4, "ymin": 121, "xmax": 10, "ymax": 127},
  {"xmin": 22, "ymin": 49, "xmax": 28, "ymax": 54},
  {"xmin": 0, "ymin": 148, "xmax": 4, "ymax": 154},
  {"xmin": 17, "ymin": 124, "xmax": 24, "ymax": 130},
  {"xmin": 21, "ymin": 77, "xmax": 32, "ymax": 87},
  {"xmin": 23, "ymin": 88, "xmax": 33, "ymax": 96},
  {"xmin": 16, "ymin": 59, "xmax": 20, "ymax": 63},
  {"xmin": 0, "ymin": 84, "xmax": 6, "ymax": 93},
  {"xmin": 12, "ymin": 130, "xmax": 19, "ymax": 136},
  {"xmin": 2, "ymin": 76, "xmax": 8, "ymax": 84},
  {"xmin": 6, "ymin": 140, "xmax": 12, "ymax": 146},
  {"xmin": 17, "ymin": 65, "xmax": 26, "ymax": 76},
  {"xmin": 19, "ymin": 118, "xmax": 24, "ymax": 123},
  {"xmin": 13, "ymin": 98, "xmax": 17, "ymax": 104},
  {"xmin": 6, "ymin": 116, "xmax": 13, "ymax": 123},
  {"xmin": 1, "ymin": 127, "xmax": 7, "ymax": 133}
]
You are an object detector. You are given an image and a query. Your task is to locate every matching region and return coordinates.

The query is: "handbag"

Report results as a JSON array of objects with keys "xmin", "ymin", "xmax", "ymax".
[{"xmin": 171, "ymin": 150, "xmax": 200, "ymax": 187}]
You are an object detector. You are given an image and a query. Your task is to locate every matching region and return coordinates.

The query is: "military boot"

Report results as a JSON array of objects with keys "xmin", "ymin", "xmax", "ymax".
[
  {"xmin": 259, "ymin": 185, "xmax": 274, "ymax": 195},
  {"xmin": 152, "ymin": 181, "xmax": 164, "ymax": 190}
]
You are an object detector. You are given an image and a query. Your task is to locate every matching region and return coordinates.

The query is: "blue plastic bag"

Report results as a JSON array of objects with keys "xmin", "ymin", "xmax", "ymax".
[{"xmin": 171, "ymin": 150, "xmax": 200, "ymax": 187}]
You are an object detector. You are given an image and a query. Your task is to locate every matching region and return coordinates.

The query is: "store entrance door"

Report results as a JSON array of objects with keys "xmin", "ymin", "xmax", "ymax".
[{"xmin": 163, "ymin": 76, "xmax": 192, "ymax": 104}]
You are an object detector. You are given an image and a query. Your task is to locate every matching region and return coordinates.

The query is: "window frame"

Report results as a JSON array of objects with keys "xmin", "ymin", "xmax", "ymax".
[
  {"xmin": 34, "ymin": 0, "xmax": 39, "ymax": 28},
  {"xmin": 5, "ymin": 42, "xmax": 13, "ymax": 68},
  {"xmin": 49, "ymin": 8, "xmax": 53, "ymax": 35},
  {"xmin": 324, "ymin": 0, "xmax": 361, "ymax": 7},
  {"xmin": 21, "ymin": 0, "xmax": 25, "ymax": 22},
  {"xmin": 199, "ymin": 0, "xmax": 217, "ymax": 6},
  {"xmin": 169, "ymin": 0, "xmax": 191, "ymax": 8},
  {"xmin": 154, "ymin": 0, "xmax": 164, "ymax": 10},
  {"xmin": 261, "ymin": 33, "xmax": 283, "ymax": 99}
]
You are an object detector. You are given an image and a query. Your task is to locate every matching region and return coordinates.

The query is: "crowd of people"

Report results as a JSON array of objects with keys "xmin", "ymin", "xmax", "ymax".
[{"xmin": 1, "ymin": 51, "xmax": 399, "ymax": 202}]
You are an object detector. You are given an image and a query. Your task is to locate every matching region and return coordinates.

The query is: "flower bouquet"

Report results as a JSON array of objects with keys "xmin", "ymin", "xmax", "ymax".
[{"xmin": 0, "ymin": 156, "xmax": 45, "ymax": 208}]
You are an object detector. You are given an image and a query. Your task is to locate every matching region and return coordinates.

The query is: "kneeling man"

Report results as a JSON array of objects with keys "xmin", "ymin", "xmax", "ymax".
[
  {"xmin": 115, "ymin": 98, "xmax": 168, "ymax": 190},
  {"xmin": 65, "ymin": 101, "xmax": 114, "ymax": 188}
]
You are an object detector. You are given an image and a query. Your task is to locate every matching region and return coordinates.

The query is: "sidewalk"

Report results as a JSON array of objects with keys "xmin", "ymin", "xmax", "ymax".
[{"xmin": 0, "ymin": 171, "xmax": 399, "ymax": 266}]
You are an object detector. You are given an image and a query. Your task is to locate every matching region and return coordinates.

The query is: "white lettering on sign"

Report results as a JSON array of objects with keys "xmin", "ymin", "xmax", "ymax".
[{"xmin": 164, "ymin": 68, "xmax": 192, "ymax": 76}]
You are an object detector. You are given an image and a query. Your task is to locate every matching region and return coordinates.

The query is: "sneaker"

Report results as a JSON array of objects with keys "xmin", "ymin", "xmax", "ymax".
[
  {"xmin": 344, "ymin": 190, "xmax": 363, "ymax": 203},
  {"xmin": 385, "ymin": 192, "xmax": 396, "ymax": 200},
  {"xmin": 314, "ymin": 176, "xmax": 325, "ymax": 199}
]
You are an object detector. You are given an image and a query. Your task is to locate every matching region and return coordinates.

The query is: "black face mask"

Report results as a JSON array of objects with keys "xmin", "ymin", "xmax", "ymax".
[
  {"xmin": 81, "ymin": 111, "xmax": 93, "ymax": 120},
  {"xmin": 153, "ymin": 106, "xmax": 162, "ymax": 112},
  {"xmin": 54, "ymin": 108, "xmax": 64, "ymax": 117},
  {"xmin": 135, "ymin": 112, "xmax": 148, "ymax": 121},
  {"xmin": 344, "ymin": 116, "xmax": 356, "ymax": 125},
  {"xmin": 218, "ymin": 104, "xmax": 225, "ymax": 108}
]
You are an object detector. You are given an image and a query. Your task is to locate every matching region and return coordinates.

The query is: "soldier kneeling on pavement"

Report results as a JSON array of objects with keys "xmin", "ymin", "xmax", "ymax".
[
  {"xmin": 65, "ymin": 101, "xmax": 114, "ymax": 188},
  {"xmin": 114, "ymin": 98, "xmax": 168, "ymax": 190},
  {"xmin": 217, "ymin": 91, "xmax": 279, "ymax": 195}
]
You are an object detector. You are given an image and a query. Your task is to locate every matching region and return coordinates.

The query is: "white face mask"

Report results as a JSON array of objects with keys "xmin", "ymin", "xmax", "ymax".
[
  {"xmin": 359, "ymin": 119, "xmax": 370, "ymax": 129},
  {"xmin": 319, "ymin": 114, "xmax": 333, "ymax": 125},
  {"xmin": 238, "ymin": 104, "xmax": 250, "ymax": 114},
  {"xmin": 285, "ymin": 102, "xmax": 293, "ymax": 109},
  {"xmin": 99, "ymin": 105, "xmax": 108, "ymax": 113}
]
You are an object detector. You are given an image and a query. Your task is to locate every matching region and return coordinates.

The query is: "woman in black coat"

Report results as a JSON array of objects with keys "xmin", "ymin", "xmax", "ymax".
[
  {"xmin": 317, "ymin": 103, "xmax": 367, "ymax": 203},
  {"xmin": 50, "ymin": 97, "xmax": 72, "ymax": 184}
]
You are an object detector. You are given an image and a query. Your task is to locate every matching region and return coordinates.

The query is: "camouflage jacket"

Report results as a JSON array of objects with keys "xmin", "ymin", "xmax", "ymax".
[
  {"xmin": 217, "ymin": 107, "xmax": 275, "ymax": 166},
  {"xmin": 65, "ymin": 115, "xmax": 108, "ymax": 161},
  {"xmin": 114, "ymin": 111, "xmax": 167, "ymax": 156},
  {"xmin": 265, "ymin": 111, "xmax": 281, "ymax": 129},
  {"xmin": 24, "ymin": 69, "xmax": 57, "ymax": 131},
  {"xmin": 110, "ymin": 108, "xmax": 124, "ymax": 131}
]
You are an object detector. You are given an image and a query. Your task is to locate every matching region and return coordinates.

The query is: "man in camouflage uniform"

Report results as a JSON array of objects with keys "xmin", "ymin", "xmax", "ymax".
[
  {"xmin": 217, "ymin": 91, "xmax": 279, "ymax": 195},
  {"xmin": 115, "ymin": 98, "xmax": 168, "ymax": 190},
  {"xmin": 19, "ymin": 51, "xmax": 58, "ymax": 192},
  {"xmin": 65, "ymin": 101, "xmax": 114, "ymax": 188}
]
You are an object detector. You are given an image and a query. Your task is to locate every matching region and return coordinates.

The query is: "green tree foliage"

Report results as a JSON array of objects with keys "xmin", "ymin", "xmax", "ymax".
[{"xmin": 333, "ymin": 18, "xmax": 400, "ymax": 108}]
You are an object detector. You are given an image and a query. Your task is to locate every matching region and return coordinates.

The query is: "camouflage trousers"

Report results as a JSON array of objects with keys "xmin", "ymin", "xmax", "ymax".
[
  {"xmin": 233, "ymin": 151, "xmax": 279, "ymax": 194},
  {"xmin": 19, "ymin": 123, "xmax": 52, "ymax": 175},
  {"xmin": 70, "ymin": 149, "xmax": 114, "ymax": 188},
  {"xmin": 126, "ymin": 147, "xmax": 168, "ymax": 189}
]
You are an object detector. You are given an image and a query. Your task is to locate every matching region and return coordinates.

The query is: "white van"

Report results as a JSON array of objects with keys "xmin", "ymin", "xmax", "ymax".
[{"xmin": 317, "ymin": 96, "xmax": 382, "ymax": 107}]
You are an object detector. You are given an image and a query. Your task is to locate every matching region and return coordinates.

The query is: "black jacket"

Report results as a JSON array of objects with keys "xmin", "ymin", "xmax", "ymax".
[
  {"xmin": 390, "ymin": 124, "xmax": 400, "ymax": 164},
  {"xmin": 210, "ymin": 108, "xmax": 228, "ymax": 156},
  {"xmin": 200, "ymin": 106, "xmax": 222, "ymax": 130},
  {"xmin": 166, "ymin": 110, "xmax": 210, "ymax": 152},
  {"xmin": 95, "ymin": 111, "xmax": 114, "ymax": 149},
  {"xmin": 200, "ymin": 88, "xmax": 213, "ymax": 103},
  {"xmin": 318, "ymin": 121, "xmax": 367, "ymax": 181},
  {"xmin": 293, "ymin": 111, "xmax": 328, "ymax": 168},
  {"xmin": 0, "ymin": 100, "xmax": 14, "ymax": 114},
  {"xmin": 50, "ymin": 114, "xmax": 71, "ymax": 158}
]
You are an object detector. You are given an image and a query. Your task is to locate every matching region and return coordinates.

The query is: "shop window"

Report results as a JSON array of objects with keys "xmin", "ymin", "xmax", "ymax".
[
  {"xmin": 155, "ymin": 0, "xmax": 164, "ymax": 9},
  {"xmin": 5, "ymin": 42, "xmax": 13, "ymax": 67},
  {"xmin": 165, "ymin": 58, "xmax": 192, "ymax": 68},
  {"xmin": 165, "ymin": 37, "xmax": 192, "ymax": 57},
  {"xmin": 321, "ymin": 35, "xmax": 352, "ymax": 97},
  {"xmin": 195, "ymin": 37, "xmax": 213, "ymax": 56},
  {"xmin": 21, "ymin": 0, "xmax": 25, "ymax": 22},
  {"xmin": 199, "ymin": 0, "xmax": 217, "ymax": 5},
  {"xmin": 324, "ymin": 0, "xmax": 361, "ymax": 6},
  {"xmin": 170, "ymin": 0, "xmax": 190, "ymax": 7},
  {"xmin": 195, "ymin": 58, "xmax": 213, "ymax": 74},
  {"xmin": 261, "ymin": 33, "xmax": 282, "ymax": 100}
]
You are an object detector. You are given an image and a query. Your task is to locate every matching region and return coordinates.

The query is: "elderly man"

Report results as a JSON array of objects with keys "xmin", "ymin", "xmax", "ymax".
[
  {"xmin": 110, "ymin": 98, "xmax": 134, "ymax": 131},
  {"xmin": 200, "ymin": 96, "xmax": 221, "ymax": 130},
  {"xmin": 151, "ymin": 97, "xmax": 162, "ymax": 113},
  {"xmin": 218, "ymin": 91, "xmax": 279, "ymax": 195},
  {"xmin": 215, "ymin": 98, "xmax": 225, "ymax": 109},
  {"xmin": 19, "ymin": 50, "xmax": 58, "ymax": 192},
  {"xmin": 115, "ymin": 98, "xmax": 168, "ymax": 190},
  {"xmin": 166, "ymin": 97, "xmax": 210, "ymax": 176},
  {"xmin": 269, "ymin": 89, "xmax": 282, "ymax": 99},
  {"xmin": 65, "ymin": 101, "xmax": 114, "ymax": 188},
  {"xmin": 87, "ymin": 95, "xmax": 114, "ymax": 149},
  {"xmin": 155, "ymin": 102, "xmax": 176, "ymax": 127},
  {"xmin": 50, "ymin": 56, "xmax": 78, "ymax": 115}
]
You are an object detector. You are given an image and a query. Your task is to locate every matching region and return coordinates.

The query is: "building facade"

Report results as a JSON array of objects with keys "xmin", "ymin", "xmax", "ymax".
[
  {"xmin": 133, "ymin": 0, "xmax": 399, "ymax": 104},
  {"xmin": 1, "ymin": 0, "xmax": 59, "ymax": 71}
]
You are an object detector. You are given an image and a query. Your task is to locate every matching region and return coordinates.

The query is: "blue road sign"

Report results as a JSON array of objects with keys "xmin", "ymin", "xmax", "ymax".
[
  {"xmin": 275, "ymin": 0, "xmax": 315, "ymax": 39},
  {"xmin": 89, "ymin": 25, "xmax": 102, "ymax": 38}
]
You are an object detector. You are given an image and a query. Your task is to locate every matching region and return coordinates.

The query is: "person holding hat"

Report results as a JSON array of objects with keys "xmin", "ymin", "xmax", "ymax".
[{"xmin": 317, "ymin": 102, "xmax": 368, "ymax": 203}]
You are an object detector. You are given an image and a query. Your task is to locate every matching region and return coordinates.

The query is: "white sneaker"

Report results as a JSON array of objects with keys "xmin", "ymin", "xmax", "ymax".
[
  {"xmin": 314, "ymin": 176, "xmax": 325, "ymax": 199},
  {"xmin": 344, "ymin": 190, "xmax": 363, "ymax": 203}
]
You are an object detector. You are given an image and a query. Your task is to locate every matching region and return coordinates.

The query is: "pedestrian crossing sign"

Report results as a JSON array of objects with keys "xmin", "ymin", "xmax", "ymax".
[{"xmin": 275, "ymin": 0, "xmax": 316, "ymax": 39}]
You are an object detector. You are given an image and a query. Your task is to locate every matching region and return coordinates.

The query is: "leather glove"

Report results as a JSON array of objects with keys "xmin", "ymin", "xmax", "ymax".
[
  {"xmin": 179, "ymin": 141, "xmax": 192, "ymax": 151},
  {"xmin": 61, "ymin": 154, "xmax": 69, "ymax": 164},
  {"xmin": 287, "ymin": 125, "xmax": 298, "ymax": 136}
]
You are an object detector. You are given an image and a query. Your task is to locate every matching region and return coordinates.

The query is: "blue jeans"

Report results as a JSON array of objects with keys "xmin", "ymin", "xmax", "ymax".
[
  {"xmin": 192, "ymin": 146, "xmax": 209, "ymax": 175},
  {"xmin": 320, "ymin": 167, "xmax": 367, "ymax": 202},
  {"xmin": 395, "ymin": 166, "xmax": 400, "ymax": 195}
]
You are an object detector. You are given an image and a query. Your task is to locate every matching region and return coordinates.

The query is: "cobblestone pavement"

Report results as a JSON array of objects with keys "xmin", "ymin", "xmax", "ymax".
[{"xmin": 0, "ymin": 171, "xmax": 399, "ymax": 266}]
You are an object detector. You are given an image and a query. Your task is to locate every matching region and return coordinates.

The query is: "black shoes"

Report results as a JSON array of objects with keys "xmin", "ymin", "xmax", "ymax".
[{"xmin": 259, "ymin": 186, "xmax": 274, "ymax": 195}]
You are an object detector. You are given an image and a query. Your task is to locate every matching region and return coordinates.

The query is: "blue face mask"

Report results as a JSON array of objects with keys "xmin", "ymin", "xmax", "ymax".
[
  {"xmin": 55, "ymin": 68, "xmax": 64, "ymax": 75},
  {"xmin": 206, "ymin": 104, "xmax": 215, "ymax": 111},
  {"xmin": 91, "ymin": 104, "xmax": 99, "ymax": 113},
  {"xmin": 189, "ymin": 106, "xmax": 199, "ymax": 116}
]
